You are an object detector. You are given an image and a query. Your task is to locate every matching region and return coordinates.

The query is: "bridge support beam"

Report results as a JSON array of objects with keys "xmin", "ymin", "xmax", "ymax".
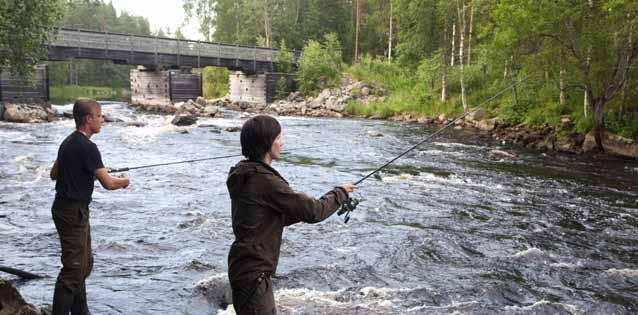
[{"xmin": 130, "ymin": 67, "xmax": 202, "ymax": 107}]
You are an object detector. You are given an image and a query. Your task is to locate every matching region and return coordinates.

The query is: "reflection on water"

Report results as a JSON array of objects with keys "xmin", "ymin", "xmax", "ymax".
[{"xmin": 1, "ymin": 102, "xmax": 637, "ymax": 314}]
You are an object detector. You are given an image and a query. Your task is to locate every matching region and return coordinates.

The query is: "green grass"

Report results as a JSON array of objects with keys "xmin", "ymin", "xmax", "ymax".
[
  {"xmin": 50, "ymin": 85, "xmax": 127, "ymax": 104},
  {"xmin": 342, "ymin": 56, "xmax": 638, "ymax": 141}
]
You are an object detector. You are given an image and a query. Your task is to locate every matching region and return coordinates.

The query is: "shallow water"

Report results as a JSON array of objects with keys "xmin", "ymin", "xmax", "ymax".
[{"xmin": 1, "ymin": 102, "xmax": 637, "ymax": 314}]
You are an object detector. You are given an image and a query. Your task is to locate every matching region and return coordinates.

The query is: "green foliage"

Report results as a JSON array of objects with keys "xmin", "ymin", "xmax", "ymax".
[
  {"xmin": 275, "ymin": 39, "xmax": 294, "ymax": 73},
  {"xmin": 0, "ymin": 0, "xmax": 63, "ymax": 76},
  {"xmin": 50, "ymin": 85, "xmax": 126, "ymax": 104},
  {"xmin": 275, "ymin": 76, "xmax": 288, "ymax": 100},
  {"xmin": 200, "ymin": 67, "xmax": 229, "ymax": 99},
  {"xmin": 298, "ymin": 33, "xmax": 342, "ymax": 95}
]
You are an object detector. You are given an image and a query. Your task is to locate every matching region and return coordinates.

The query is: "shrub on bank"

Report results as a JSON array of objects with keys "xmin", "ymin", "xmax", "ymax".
[
  {"xmin": 50, "ymin": 85, "xmax": 125, "ymax": 104},
  {"xmin": 298, "ymin": 33, "xmax": 343, "ymax": 95}
]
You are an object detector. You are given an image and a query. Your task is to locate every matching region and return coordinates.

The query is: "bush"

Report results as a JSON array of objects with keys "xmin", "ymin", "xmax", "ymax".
[
  {"xmin": 201, "ymin": 66, "xmax": 229, "ymax": 99},
  {"xmin": 275, "ymin": 39, "xmax": 294, "ymax": 73},
  {"xmin": 298, "ymin": 33, "xmax": 342, "ymax": 95}
]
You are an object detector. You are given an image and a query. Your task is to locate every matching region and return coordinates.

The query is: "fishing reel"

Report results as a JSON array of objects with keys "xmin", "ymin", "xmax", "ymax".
[{"xmin": 337, "ymin": 197, "xmax": 360, "ymax": 224}]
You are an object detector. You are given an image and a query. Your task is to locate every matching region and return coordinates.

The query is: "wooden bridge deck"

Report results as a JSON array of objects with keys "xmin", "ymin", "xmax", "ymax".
[{"xmin": 47, "ymin": 28, "xmax": 295, "ymax": 73}]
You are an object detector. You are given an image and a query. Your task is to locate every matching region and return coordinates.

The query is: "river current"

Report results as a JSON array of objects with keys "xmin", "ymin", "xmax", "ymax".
[{"xmin": 1, "ymin": 102, "xmax": 637, "ymax": 314}]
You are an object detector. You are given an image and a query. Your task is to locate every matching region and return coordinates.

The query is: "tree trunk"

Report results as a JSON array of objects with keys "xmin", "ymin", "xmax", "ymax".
[
  {"xmin": 558, "ymin": 56, "xmax": 566, "ymax": 106},
  {"xmin": 387, "ymin": 1, "xmax": 393, "ymax": 62},
  {"xmin": 457, "ymin": 0, "xmax": 467, "ymax": 112},
  {"xmin": 450, "ymin": 22, "xmax": 456, "ymax": 67},
  {"xmin": 262, "ymin": 0, "xmax": 271, "ymax": 48},
  {"xmin": 591, "ymin": 96, "xmax": 605, "ymax": 151},
  {"xmin": 353, "ymin": 0, "xmax": 362, "ymax": 63},
  {"xmin": 441, "ymin": 21, "xmax": 448, "ymax": 102},
  {"xmin": 466, "ymin": 1, "xmax": 474, "ymax": 65}
]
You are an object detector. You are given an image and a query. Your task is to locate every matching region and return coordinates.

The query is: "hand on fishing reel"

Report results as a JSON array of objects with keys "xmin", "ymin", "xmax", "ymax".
[{"xmin": 337, "ymin": 197, "xmax": 359, "ymax": 224}]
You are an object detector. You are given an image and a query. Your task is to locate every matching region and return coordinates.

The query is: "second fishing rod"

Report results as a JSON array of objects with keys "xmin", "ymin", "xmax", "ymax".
[{"xmin": 336, "ymin": 76, "xmax": 529, "ymax": 223}]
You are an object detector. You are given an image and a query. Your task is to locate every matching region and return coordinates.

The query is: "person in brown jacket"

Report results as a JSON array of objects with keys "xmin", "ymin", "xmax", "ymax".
[{"xmin": 227, "ymin": 115, "xmax": 355, "ymax": 315}]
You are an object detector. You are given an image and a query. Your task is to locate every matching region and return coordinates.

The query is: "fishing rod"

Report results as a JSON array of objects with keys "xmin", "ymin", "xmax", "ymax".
[
  {"xmin": 337, "ymin": 76, "xmax": 530, "ymax": 223},
  {"xmin": 107, "ymin": 144, "xmax": 327, "ymax": 173}
]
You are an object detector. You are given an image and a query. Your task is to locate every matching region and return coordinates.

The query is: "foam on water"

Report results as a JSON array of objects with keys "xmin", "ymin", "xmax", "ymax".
[
  {"xmin": 512, "ymin": 247, "xmax": 546, "ymax": 259},
  {"xmin": 504, "ymin": 300, "xmax": 579, "ymax": 314},
  {"xmin": 604, "ymin": 268, "xmax": 638, "ymax": 277},
  {"xmin": 382, "ymin": 172, "xmax": 505, "ymax": 192}
]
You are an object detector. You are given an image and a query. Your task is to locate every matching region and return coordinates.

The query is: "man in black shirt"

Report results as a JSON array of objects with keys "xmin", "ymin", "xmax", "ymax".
[{"xmin": 50, "ymin": 99, "xmax": 129, "ymax": 315}]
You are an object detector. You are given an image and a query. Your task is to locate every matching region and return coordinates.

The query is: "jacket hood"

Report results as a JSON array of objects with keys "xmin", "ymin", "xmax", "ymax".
[{"xmin": 227, "ymin": 160, "xmax": 286, "ymax": 198}]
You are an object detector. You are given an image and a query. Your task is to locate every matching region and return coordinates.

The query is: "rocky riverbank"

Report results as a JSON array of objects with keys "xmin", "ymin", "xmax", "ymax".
[
  {"xmin": 0, "ymin": 103, "xmax": 57, "ymax": 123},
  {"xmin": 215, "ymin": 78, "xmax": 638, "ymax": 160},
  {"xmin": 0, "ymin": 279, "xmax": 46, "ymax": 315}
]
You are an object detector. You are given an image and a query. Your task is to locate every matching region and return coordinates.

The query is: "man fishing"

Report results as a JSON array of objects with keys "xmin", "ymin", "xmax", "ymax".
[
  {"xmin": 49, "ymin": 98, "xmax": 130, "ymax": 314},
  {"xmin": 226, "ymin": 115, "xmax": 355, "ymax": 315}
]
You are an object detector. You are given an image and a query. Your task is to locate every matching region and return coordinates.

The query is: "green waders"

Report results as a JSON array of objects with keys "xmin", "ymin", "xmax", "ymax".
[
  {"xmin": 51, "ymin": 197, "xmax": 93, "ymax": 315},
  {"xmin": 232, "ymin": 273, "xmax": 277, "ymax": 315}
]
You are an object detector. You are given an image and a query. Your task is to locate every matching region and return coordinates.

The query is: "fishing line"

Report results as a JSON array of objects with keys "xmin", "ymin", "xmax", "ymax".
[{"xmin": 107, "ymin": 144, "xmax": 327, "ymax": 173}]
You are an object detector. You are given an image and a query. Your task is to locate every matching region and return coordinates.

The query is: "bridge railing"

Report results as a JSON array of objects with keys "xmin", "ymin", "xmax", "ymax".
[{"xmin": 49, "ymin": 28, "xmax": 300, "ymax": 66}]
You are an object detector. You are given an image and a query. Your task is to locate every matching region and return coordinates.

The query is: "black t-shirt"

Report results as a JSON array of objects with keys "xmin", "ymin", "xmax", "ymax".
[{"xmin": 55, "ymin": 131, "xmax": 104, "ymax": 202}]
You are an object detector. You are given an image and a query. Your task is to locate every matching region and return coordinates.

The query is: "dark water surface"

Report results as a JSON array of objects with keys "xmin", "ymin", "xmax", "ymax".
[{"xmin": 1, "ymin": 102, "xmax": 637, "ymax": 314}]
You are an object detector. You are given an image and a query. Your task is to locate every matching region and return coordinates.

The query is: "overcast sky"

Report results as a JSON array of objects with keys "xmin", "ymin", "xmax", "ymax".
[{"xmin": 109, "ymin": 0, "xmax": 203, "ymax": 40}]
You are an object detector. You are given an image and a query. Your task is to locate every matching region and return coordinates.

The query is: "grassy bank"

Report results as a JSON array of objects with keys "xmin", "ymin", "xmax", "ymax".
[
  {"xmin": 50, "ymin": 85, "xmax": 128, "ymax": 104},
  {"xmin": 344, "ymin": 56, "xmax": 638, "ymax": 140}
]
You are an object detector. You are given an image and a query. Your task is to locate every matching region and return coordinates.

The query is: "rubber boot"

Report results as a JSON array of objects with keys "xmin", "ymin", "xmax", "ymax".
[
  {"xmin": 70, "ymin": 285, "xmax": 90, "ymax": 315},
  {"xmin": 52, "ymin": 283, "xmax": 74, "ymax": 315}
]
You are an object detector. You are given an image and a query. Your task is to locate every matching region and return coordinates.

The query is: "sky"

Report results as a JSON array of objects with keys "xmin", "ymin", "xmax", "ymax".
[{"xmin": 109, "ymin": 0, "xmax": 203, "ymax": 40}]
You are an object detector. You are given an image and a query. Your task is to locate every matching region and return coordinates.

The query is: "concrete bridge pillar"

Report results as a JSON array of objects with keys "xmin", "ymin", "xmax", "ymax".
[
  {"xmin": 130, "ymin": 67, "xmax": 202, "ymax": 107},
  {"xmin": 229, "ymin": 71, "xmax": 296, "ymax": 104}
]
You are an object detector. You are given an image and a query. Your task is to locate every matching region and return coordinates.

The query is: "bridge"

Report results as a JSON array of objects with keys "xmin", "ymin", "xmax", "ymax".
[
  {"xmin": 48, "ymin": 28, "xmax": 294, "ymax": 73},
  {"xmin": 1, "ymin": 28, "xmax": 297, "ymax": 106}
]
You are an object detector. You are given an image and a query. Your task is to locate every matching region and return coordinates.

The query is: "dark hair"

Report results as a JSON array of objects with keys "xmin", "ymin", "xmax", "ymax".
[
  {"xmin": 240, "ymin": 115, "xmax": 281, "ymax": 161},
  {"xmin": 73, "ymin": 98, "xmax": 100, "ymax": 128}
]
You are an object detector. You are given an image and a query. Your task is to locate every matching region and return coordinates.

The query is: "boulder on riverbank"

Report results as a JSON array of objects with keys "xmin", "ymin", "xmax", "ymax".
[
  {"xmin": 583, "ymin": 131, "xmax": 638, "ymax": 159},
  {"xmin": 171, "ymin": 114, "xmax": 198, "ymax": 126},
  {"xmin": 130, "ymin": 98, "xmax": 227, "ymax": 118},
  {"xmin": 0, "ymin": 279, "xmax": 42, "ymax": 315},
  {"xmin": 220, "ymin": 77, "xmax": 386, "ymax": 118},
  {"xmin": 2, "ymin": 103, "xmax": 57, "ymax": 123}
]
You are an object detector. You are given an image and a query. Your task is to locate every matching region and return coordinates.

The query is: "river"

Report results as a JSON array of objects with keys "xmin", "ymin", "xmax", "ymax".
[{"xmin": 1, "ymin": 102, "xmax": 637, "ymax": 314}]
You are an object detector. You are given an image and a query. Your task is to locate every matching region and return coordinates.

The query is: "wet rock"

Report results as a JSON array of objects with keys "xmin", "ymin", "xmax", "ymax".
[
  {"xmin": 193, "ymin": 273, "xmax": 233, "ymax": 310},
  {"xmin": 477, "ymin": 118, "xmax": 500, "ymax": 132},
  {"xmin": 203, "ymin": 105, "xmax": 220, "ymax": 117},
  {"xmin": 583, "ymin": 131, "xmax": 638, "ymax": 159},
  {"xmin": 171, "ymin": 114, "xmax": 197, "ymax": 126},
  {"xmin": 186, "ymin": 259, "xmax": 215, "ymax": 272},
  {"xmin": 126, "ymin": 121, "xmax": 147, "ymax": 128},
  {"xmin": 103, "ymin": 115, "xmax": 123, "ymax": 123},
  {"xmin": 438, "ymin": 114, "xmax": 447, "ymax": 122},
  {"xmin": 3, "ymin": 103, "xmax": 57, "ymax": 123},
  {"xmin": 195, "ymin": 96, "xmax": 207, "ymax": 107},
  {"xmin": 224, "ymin": 126, "xmax": 241, "ymax": 132},
  {"xmin": 63, "ymin": 110, "xmax": 74, "ymax": 119},
  {"xmin": 466, "ymin": 108, "xmax": 487, "ymax": 122},
  {"xmin": 488, "ymin": 149, "xmax": 518, "ymax": 160},
  {"xmin": 560, "ymin": 116, "xmax": 573, "ymax": 128},
  {"xmin": 287, "ymin": 91, "xmax": 301, "ymax": 102},
  {"xmin": 0, "ymin": 279, "xmax": 41, "ymax": 315},
  {"xmin": 366, "ymin": 130, "xmax": 384, "ymax": 137},
  {"xmin": 418, "ymin": 117, "xmax": 433, "ymax": 124},
  {"xmin": 177, "ymin": 128, "xmax": 189, "ymax": 134},
  {"xmin": 555, "ymin": 133, "xmax": 584, "ymax": 154}
]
